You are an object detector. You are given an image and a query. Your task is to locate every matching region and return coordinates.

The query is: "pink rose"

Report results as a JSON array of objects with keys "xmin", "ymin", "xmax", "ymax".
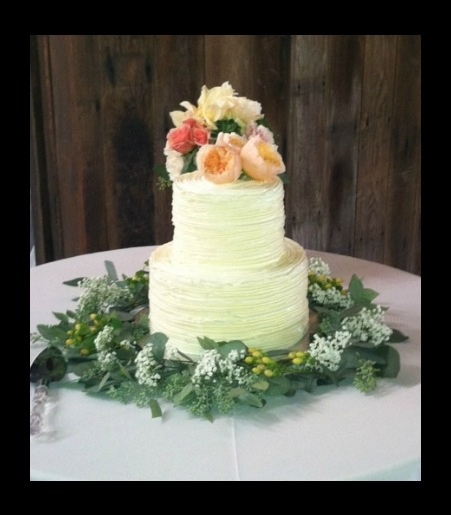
[
  {"xmin": 167, "ymin": 123, "xmax": 195, "ymax": 154},
  {"xmin": 191, "ymin": 125, "xmax": 209, "ymax": 146},
  {"xmin": 167, "ymin": 119, "xmax": 209, "ymax": 154}
]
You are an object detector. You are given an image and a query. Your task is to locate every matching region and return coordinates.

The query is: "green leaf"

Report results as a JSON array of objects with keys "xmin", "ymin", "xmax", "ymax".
[
  {"xmin": 348, "ymin": 274, "xmax": 379, "ymax": 305},
  {"xmin": 293, "ymin": 375, "xmax": 318, "ymax": 394},
  {"xmin": 250, "ymin": 380, "xmax": 269, "ymax": 392},
  {"xmin": 197, "ymin": 336, "xmax": 218, "ymax": 350},
  {"xmin": 340, "ymin": 346, "xmax": 387, "ymax": 369},
  {"xmin": 217, "ymin": 340, "xmax": 247, "ymax": 358},
  {"xmin": 182, "ymin": 149, "xmax": 198, "ymax": 174},
  {"xmin": 173, "ymin": 382, "xmax": 194, "ymax": 405},
  {"xmin": 339, "ymin": 303, "xmax": 364, "ymax": 319},
  {"xmin": 373, "ymin": 345, "xmax": 401, "ymax": 378},
  {"xmin": 52, "ymin": 312, "xmax": 69, "ymax": 322},
  {"xmin": 235, "ymin": 391, "xmax": 265, "ymax": 408},
  {"xmin": 67, "ymin": 360, "xmax": 97, "ymax": 377},
  {"xmin": 212, "ymin": 118, "xmax": 243, "ymax": 137},
  {"xmin": 66, "ymin": 310, "xmax": 77, "ymax": 319},
  {"xmin": 149, "ymin": 399, "xmax": 162, "ymax": 418},
  {"xmin": 149, "ymin": 332, "xmax": 169, "ymax": 362},
  {"xmin": 278, "ymin": 172, "xmax": 289, "ymax": 185},
  {"xmin": 229, "ymin": 387, "xmax": 247, "ymax": 399},
  {"xmin": 154, "ymin": 164, "xmax": 170, "ymax": 180},
  {"xmin": 63, "ymin": 277, "xmax": 85, "ymax": 287},
  {"xmin": 265, "ymin": 376, "xmax": 292, "ymax": 396},
  {"xmin": 36, "ymin": 324, "xmax": 67, "ymax": 342},
  {"xmin": 388, "ymin": 329, "xmax": 409, "ymax": 343},
  {"xmin": 96, "ymin": 372, "xmax": 111, "ymax": 392},
  {"xmin": 104, "ymin": 260, "xmax": 118, "ymax": 281},
  {"xmin": 112, "ymin": 311, "xmax": 135, "ymax": 322}
]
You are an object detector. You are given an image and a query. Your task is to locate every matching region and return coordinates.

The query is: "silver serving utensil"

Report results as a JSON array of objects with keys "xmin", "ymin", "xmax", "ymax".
[{"xmin": 30, "ymin": 347, "xmax": 66, "ymax": 436}]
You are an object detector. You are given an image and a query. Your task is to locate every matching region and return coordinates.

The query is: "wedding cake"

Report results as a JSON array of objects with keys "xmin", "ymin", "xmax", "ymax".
[{"xmin": 149, "ymin": 83, "xmax": 309, "ymax": 359}]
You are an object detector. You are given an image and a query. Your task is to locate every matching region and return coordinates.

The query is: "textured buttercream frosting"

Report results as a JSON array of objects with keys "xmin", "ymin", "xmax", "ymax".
[
  {"xmin": 172, "ymin": 171, "xmax": 285, "ymax": 268},
  {"xmin": 149, "ymin": 171, "xmax": 309, "ymax": 359}
]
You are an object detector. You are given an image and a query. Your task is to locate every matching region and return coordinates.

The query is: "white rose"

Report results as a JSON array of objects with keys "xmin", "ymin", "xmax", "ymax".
[{"xmin": 164, "ymin": 143, "xmax": 184, "ymax": 180}]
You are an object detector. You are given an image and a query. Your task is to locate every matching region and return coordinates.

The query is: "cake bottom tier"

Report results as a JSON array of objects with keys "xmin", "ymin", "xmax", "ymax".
[{"xmin": 148, "ymin": 238, "xmax": 309, "ymax": 359}]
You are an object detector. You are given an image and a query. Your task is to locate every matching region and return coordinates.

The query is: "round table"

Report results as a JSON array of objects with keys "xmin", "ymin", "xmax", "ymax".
[{"xmin": 30, "ymin": 246, "xmax": 421, "ymax": 481}]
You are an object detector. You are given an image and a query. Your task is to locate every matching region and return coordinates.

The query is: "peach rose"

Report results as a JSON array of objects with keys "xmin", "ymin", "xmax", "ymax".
[
  {"xmin": 240, "ymin": 135, "xmax": 285, "ymax": 182},
  {"xmin": 197, "ymin": 144, "xmax": 242, "ymax": 184},
  {"xmin": 245, "ymin": 122, "xmax": 275, "ymax": 144},
  {"xmin": 215, "ymin": 131, "xmax": 246, "ymax": 151}
]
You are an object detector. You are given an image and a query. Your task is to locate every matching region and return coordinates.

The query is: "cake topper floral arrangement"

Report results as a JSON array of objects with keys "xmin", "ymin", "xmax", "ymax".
[
  {"xmin": 30, "ymin": 258, "xmax": 407, "ymax": 422},
  {"xmin": 156, "ymin": 82, "xmax": 286, "ymax": 187}
]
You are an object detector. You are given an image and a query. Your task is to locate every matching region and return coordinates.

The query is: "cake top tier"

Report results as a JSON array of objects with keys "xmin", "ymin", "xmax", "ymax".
[
  {"xmin": 157, "ymin": 82, "xmax": 287, "ymax": 188},
  {"xmin": 172, "ymin": 171, "xmax": 286, "ymax": 268}
]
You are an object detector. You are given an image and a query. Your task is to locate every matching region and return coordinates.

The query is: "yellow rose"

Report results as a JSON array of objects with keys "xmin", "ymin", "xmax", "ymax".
[
  {"xmin": 240, "ymin": 136, "xmax": 285, "ymax": 182},
  {"xmin": 196, "ymin": 144, "xmax": 242, "ymax": 184},
  {"xmin": 196, "ymin": 82, "xmax": 236, "ymax": 128},
  {"xmin": 170, "ymin": 82, "xmax": 263, "ymax": 130},
  {"xmin": 231, "ymin": 96, "xmax": 262, "ymax": 127}
]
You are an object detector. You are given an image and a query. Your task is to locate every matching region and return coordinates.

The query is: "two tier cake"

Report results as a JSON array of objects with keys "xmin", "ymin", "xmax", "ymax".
[{"xmin": 149, "ymin": 83, "xmax": 309, "ymax": 359}]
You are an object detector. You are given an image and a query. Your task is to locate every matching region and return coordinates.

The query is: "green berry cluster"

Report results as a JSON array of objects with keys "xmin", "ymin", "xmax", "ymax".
[
  {"xmin": 287, "ymin": 351, "xmax": 307, "ymax": 366},
  {"xmin": 244, "ymin": 348, "xmax": 280, "ymax": 378},
  {"xmin": 308, "ymin": 273, "xmax": 347, "ymax": 294},
  {"xmin": 65, "ymin": 313, "xmax": 107, "ymax": 356}
]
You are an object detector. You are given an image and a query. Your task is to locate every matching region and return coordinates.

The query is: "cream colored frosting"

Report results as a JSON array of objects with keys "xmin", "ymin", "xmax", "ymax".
[
  {"xmin": 149, "ymin": 171, "xmax": 309, "ymax": 359},
  {"xmin": 172, "ymin": 171, "xmax": 285, "ymax": 268}
]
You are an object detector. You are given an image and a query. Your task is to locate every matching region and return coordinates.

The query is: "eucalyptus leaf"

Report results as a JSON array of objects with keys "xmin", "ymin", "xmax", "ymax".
[
  {"xmin": 373, "ymin": 345, "xmax": 401, "ymax": 378},
  {"xmin": 265, "ymin": 376, "xmax": 291, "ymax": 396},
  {"xmin": 348, "ymin": 274, "xmax": 379, "ymax": 305},
  {"xmin": 96, "ymin": 372, "xmax": 111, "ymax": 392},
  {"xmin": 293, "ymin": 375, "xmax": 318, "ymax": 394},
  {"xmin": 388, "ymin": 329, "xmax": 409, "ymax": 343},
  {"xmin": 236, "ymin": 391, "xmax": 265, "ymax": 408},
  {"xmin": 67, "ymin": 360, "xmax": 97, "ymax": 377},
  {"xmin": 112, "ymin": 311, "xmax": 135, "ymax": 322},
  {"xmin": 173, "ymin": 382, "xmax": 194, "ymax": 405},
  {"xmin": 197, "ymin": 336, "xmax": 218, "ymax": 350},
  {"xmin": 63, "ymin": 277, "xmax": 85, "ymax": 287},
  {"xmin": 149, "ymin": 399, "xmax": 162, "ymax": 418},
  {"xmin": 37, "ymin": 324, "xmax": 67, "ymax": 342},
  {"xmin": 229, "ymin": 387, "xmax": 247, "ymax": 399},
  {"xmin": 104, "ymin": 260, "xmax": 119, "ymax": 281},
  {"xmin": 339, "ymin": 303, "xmax": 364, "ymax": 319},
  {"xmin": 217, "ymin": 340, "xmax": 247, "ymax": 358},
  {"xmin": 149, "ymin": 332, "xmax": 169, "ymax": 362},
  {"xmin": 250, "ymin": 380, "xmax": 269, "ymax": 392},
  {"xmin": 52, "ymin": 312, "xmax": 69, "ymax": 322}
]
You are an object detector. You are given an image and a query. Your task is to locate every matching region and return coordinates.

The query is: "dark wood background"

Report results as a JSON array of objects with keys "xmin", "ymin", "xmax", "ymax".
[{"xmin": 30, "ymin": 35, "xmax": 421, "ymax": 274}]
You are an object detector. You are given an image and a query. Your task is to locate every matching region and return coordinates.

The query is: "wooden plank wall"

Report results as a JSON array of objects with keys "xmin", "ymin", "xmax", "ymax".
[{"xmin": 30, "ymin": 35, "xmax": 421, "ymax": 274}]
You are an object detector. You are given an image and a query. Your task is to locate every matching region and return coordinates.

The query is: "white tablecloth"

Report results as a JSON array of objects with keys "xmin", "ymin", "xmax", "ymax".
[{"xmin": 30, "ymin": 246, "xmax": 421, "ymax": 481}]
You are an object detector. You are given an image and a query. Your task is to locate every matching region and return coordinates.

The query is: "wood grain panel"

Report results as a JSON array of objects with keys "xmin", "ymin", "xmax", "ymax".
[
  {"xmin": 96, "ymin": 35, "xmax": 155, "ymax": 250},
  {"xmin": 205, "ymin": 35, "xmax": 290, "ymax": 158},
  {"xmin": 30, "ymin": 35, "xmax": 421, "ymax": 274},
  {"xmin": 354, "ymin": 35, "xmax": 397, "ymax": 263},
  {"xmin": 285, "ymin": 35, "xmax": 329, "ymax": 250},
  {"xmin": 324, "ymin": 35, "xmax": 364, "ymax": 255},
  {"xmin": 384, "ymin": 35, "xmax": 421, "ymax": 271},
  {"xmin": 48, "ymin": 35, "xmax": 108, "ymax": 257},
  {"xmin": 149, "ymin": 35, "xmax": 205, "ymax": 245}
]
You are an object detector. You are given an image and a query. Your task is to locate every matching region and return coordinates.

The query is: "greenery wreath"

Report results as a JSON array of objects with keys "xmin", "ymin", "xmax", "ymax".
[{"xmin": 30, "ymin": 257, "xmax": 408, "ymax": 421}]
